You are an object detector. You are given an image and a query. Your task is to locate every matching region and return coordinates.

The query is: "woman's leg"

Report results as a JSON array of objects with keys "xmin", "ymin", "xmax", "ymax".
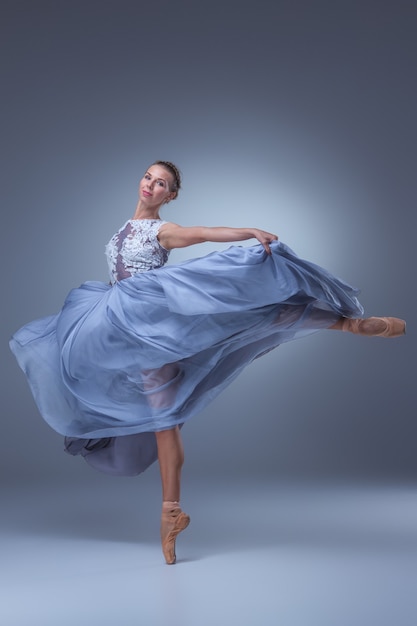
[
  {"xmin": 329, "ymin": 316, "xmax": 406, "ymax": 337},
  {"xmin": 155, "ymin": 425, "xmax": 184, "ymax": 502},
  {"xmin": 155, "ymin": 426, "xmax": 190, "ymax": 565}
]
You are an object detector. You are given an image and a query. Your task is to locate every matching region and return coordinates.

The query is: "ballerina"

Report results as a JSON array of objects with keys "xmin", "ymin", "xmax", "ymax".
[{"xmin": 10, "ymin": 160, "xmax": 405, "ymax": 564}]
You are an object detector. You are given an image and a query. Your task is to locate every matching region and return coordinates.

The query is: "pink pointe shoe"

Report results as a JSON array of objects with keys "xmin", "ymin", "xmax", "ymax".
[
  {"xmin": 342, "ymin": 316, "xmax": 406, "ymax": 338},
  {"xmin": 160, "ymin": 503, "xmax": 190, "ymax": 565}
]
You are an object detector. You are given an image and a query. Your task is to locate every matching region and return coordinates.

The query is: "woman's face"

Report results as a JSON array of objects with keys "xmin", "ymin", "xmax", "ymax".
[{"xmin": 139, "ymin": 164, "xmax": 175, "ymax": 206}]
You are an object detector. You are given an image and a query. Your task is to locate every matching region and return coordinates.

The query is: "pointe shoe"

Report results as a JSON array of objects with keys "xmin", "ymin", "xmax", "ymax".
[
  {"xmin": 160, "ymin": 504, "xmax": 190, "ymax": 565},
  {"xmin": 342, "ymin": 316, "xmax": 406, "ymax": 338}
]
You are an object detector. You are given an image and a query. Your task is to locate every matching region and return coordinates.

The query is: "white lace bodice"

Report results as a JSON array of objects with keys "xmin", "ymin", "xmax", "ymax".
[{"xmin": 105, "ymin": 219, "xmax": 170, "ymax": 283}]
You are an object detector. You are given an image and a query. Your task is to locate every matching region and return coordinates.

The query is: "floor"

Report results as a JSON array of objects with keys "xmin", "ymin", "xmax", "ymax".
[{"xmin": 1, "ymin": 476, "xmax": 417, "ymax": 626}]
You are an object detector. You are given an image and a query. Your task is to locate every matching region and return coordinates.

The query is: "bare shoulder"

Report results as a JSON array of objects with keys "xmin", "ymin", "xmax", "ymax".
[
  {"xmin": 157, "ymin": 221, "xmax": 180, "ymax": 244},
  {"xmin": 159, "ymin": 221, "xmax": 181, "ymax": 232},
  {"xmin": 158, "ymin": 222, "xmax": 181, "ymax": 249},
  {"xmin": 157, "ymin": 222, "xmax": 205, "ymax": 250}
]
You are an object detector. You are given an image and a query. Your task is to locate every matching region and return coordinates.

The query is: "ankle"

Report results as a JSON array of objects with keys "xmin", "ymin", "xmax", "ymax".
[{"xmin": 162, "ymin": 500, "xmax": 180, "ymax": 509}]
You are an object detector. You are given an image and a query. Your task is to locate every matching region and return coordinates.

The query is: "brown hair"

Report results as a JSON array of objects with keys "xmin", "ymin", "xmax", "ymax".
[{"xmin": 152, "ymin": 160, "xmax": 182, "ymax": 198}]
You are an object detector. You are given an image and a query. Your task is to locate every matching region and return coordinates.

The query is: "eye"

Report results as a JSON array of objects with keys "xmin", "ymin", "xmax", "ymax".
[
  {"xmin": 157, "ymin": 181, "xmax": 165, "ymax": 187},
  {"xmin": 144, "ymin": 174, "xmax": 151, "ymax": 180}
]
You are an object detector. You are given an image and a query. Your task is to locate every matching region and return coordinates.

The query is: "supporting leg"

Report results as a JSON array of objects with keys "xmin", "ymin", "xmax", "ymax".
[
  {"xmin": 155, "ymin": 425, "xmax": 184, "ymax": 502},
  {"xmin": 155, "ymin": 426, "xmax": 190, "ymax": 564}
]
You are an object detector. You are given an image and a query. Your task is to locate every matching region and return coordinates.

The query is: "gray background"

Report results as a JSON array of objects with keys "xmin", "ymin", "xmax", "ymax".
[{"xmin": 1, "ymin": 0, "xmax": 415, "ymax": 486}]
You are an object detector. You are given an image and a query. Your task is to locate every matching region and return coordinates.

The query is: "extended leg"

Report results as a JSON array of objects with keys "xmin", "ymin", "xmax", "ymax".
[
  {"xmin": 155, "ymin": 426, "xmax": 190, "ymax": 564},
  {"xmin": 329, "ymin": 316, "xmax": 406, "ymax": 337}
]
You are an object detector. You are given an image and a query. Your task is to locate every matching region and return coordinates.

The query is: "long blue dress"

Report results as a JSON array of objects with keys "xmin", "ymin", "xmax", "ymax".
[{"xmin": 10, "ymin": 218, "xmax": 363, "ymax": 476}]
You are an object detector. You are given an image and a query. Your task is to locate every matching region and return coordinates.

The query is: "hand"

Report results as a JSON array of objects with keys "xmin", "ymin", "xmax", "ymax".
[{"xmin": 253, "ymin": 229, "xmax": 278, "ymax": 255}]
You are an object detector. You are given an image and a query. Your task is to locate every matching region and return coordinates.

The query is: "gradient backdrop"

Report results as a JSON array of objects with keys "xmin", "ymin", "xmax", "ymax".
[{"xmin": 1, "ymin": 0, "xmax": 415, "ymax": 485}]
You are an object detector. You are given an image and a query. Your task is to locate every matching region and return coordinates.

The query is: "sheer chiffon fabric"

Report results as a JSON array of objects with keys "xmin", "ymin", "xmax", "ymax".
[{"xmin": 10, "ymin": 239, "xmax": 363, "ymax": 476}]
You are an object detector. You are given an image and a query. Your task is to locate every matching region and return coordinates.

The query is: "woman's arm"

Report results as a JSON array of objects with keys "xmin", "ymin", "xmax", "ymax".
[{"xmin": 158, "ymin": 223, "xmax": 278, "ymax": 254}]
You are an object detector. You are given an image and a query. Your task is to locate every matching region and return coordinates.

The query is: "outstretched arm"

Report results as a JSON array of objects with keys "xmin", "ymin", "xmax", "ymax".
[{"xmin": 158, "ymin": 223, "xmax": 278, "ymax": 254}]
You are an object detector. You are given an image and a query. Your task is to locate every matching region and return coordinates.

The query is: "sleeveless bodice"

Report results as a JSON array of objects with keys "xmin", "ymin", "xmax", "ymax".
[{"xmin": 105, "ymin": 219, "xmax": 170, "ymax": 283}]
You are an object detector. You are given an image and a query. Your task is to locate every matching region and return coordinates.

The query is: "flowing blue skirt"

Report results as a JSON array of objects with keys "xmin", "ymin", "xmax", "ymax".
[{"xmin": 10, "ymin": 241, "xmax": 363, "ymax": 476}]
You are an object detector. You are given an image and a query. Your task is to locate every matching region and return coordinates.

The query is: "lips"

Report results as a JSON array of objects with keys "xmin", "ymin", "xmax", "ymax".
[{"xmin": 142, "ymin": 190, "xmax": 152, "ymax": 197}]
